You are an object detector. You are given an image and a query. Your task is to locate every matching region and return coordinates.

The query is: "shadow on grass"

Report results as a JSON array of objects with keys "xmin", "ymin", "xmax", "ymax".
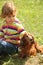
[
  {"xmin": 0, "ymin": 53, "xmax": 43, "ymax": 65},
  {"xmin": 0, "ymin": 54, "xmax": 29, "ymax": 65}
]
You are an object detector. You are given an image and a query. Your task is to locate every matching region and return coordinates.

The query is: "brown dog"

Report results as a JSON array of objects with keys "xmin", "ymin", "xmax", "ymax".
[{"xmin": 19, "ymin": 33, "xmax": 43, "ymax": 58}]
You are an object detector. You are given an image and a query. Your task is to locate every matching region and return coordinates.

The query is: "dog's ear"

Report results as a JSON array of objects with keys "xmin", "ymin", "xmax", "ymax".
[
  {"xmin": 20, "ymin": 33, "xmax": 29, "ymax": 46},
  {"xmin": 20, "ymin": 39, "xmax": 24, "ymax": 46}
]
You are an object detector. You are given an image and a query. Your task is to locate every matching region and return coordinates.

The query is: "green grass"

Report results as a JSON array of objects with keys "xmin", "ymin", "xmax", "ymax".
[{"xmin": 0, "ymin": 0, "xmax": 43, "ymax": 65}]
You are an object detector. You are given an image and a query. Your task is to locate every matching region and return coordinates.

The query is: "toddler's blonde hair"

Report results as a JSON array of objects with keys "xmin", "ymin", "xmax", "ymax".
[{"xmin": 1, "ymin": 2, "xmax": 16, "ymax": 18}]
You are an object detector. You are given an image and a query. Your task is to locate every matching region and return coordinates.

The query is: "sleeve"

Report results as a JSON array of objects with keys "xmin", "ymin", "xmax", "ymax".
[
  {"xmin": 0, "ymin": 27, "xmax": 4, "ymax": 39},
  {"xmin": 17, "ymin": 23, "xmax": 26, "ymax": 38},
  {"xmin": 0, "ymin": 21, "xmax": 5, "ymax": 39}
]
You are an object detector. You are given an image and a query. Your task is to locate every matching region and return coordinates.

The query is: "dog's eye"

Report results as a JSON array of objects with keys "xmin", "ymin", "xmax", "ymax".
[{"xmin": 26, "ymin": 36, "xmax": 28, "ymax": 37}]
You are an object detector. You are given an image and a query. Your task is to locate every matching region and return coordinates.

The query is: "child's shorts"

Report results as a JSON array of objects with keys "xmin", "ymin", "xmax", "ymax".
[{"xmin": 0, "ymin": 39, "xmax": 19, "ymax": 55}]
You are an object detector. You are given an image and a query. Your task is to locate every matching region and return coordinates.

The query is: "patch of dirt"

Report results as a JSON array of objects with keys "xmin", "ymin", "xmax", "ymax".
[{"xmin": 24, "ymin": 54, "xmax": 43, "ymax": 65}]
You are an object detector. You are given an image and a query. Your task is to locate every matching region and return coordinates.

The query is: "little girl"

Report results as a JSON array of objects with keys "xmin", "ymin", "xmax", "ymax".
[{"xmin": 0, "ymin": 2, "xmax": 26, "ymax": 55}]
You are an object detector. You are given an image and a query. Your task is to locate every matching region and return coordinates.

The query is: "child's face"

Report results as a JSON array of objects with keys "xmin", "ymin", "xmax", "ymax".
[
  {"xmin": 6, "ymin": 16, "xmax": 10, "ymax": 23},
  {"xmin": 5, "ymin": 16, "xmax": 15, "ymax": 23}
]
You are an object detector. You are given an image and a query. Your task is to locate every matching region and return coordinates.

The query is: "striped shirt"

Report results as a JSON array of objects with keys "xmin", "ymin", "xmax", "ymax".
[{"xmin": 0, "ymin": 20, "xmax": 26, "ymax": 44}]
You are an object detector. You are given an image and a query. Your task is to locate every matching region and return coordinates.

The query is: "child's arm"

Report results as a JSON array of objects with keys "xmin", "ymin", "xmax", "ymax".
[
  {"xmin": 0, "ymin": 27, "xmax": 4, "ymax": 39},
  {"xmin": 17, "ymin": 23, "xmax": 27, "ymax": 39}
]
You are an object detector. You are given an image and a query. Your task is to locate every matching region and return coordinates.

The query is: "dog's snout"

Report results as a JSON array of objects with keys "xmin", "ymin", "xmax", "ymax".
[
  {"xmin": 28, "ymin": 35, "xmax": 34, "ymax": 43},
  {"xmin": 30, "ymin": 38, "xmax": 33, "ymax": 41},
  {"xmin": 28, "ymin": 35, "xmax": 33, "ymax": 40},
  {"xmin": 30, "ymin": 37, "xmax": 34, "ymax": 43}
]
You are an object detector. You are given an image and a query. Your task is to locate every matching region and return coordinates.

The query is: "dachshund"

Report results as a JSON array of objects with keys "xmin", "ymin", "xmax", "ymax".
[{"xmin": 19, "ymin": 33, "xmax": 43, "ymax": 58}]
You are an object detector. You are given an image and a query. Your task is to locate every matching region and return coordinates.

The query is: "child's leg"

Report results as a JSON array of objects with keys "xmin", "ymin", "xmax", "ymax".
[{"xmin": 1, "ymin": 41, "xmax": 18, "ymax": 55}]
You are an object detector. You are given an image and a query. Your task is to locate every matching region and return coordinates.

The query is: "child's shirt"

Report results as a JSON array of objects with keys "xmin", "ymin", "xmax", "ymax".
[{"xmin": 0, "ymin": 19, "xmax": 26, "ymax": 44}]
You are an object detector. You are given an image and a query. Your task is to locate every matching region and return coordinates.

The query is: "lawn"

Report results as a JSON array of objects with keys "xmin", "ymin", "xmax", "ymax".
[{"xmin": 0, "ymin": 0, "xmax": 43, "ymax": 65}]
